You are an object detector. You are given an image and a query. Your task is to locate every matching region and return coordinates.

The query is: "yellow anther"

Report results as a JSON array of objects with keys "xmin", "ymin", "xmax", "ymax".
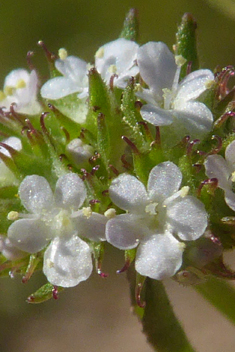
[
  {"xmin": 7, "ymin": 211, "xmax": 19, "ymax": 221},
  {"xmin": 205, "ymin": 79, "xmax": 216, "ymax": 89},
  {"xmin": 58, "ymin": 48, "xmax": 68, "ymax": 60},
  {"xmin": 0, "ymin": 91, "xmax": 6, "ymax": 101},
  {"xmin": 230, "ymin": 171, "xmax": 235, "ymax": 182},
  {"xmin": 180, "ymin": 186, "xmax": 190, "ymax": 198},
  {"xmin": 15, "ymin": 79, "xmax": 26, "ymax": 89},
  {"xmin": 104, "ymin": 208, "xmax": 116, "ymax": 219},
  {"xmin": 82, "ymin": 206, "xmax": 92, "ymax": 219},
  {"xmin": 4, "ymin": 86, "xmax": 14, "ymax": 96},
  {"xmin": 108, "ymin": 64, "xmax": 117, "ymax": 74},
  {"xmin": 95, "ymin": 47, "xmax": 105, "ymax": 59},
  {"xmin": 175, "ymin": 55, "xmax": 186, "ymax": 67}
]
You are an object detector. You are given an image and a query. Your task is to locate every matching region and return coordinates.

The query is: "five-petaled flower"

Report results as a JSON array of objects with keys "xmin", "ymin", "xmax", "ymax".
[
  {"xmin": 106, "ymin": 161, "xmax": 208, "ymax": 280},
  {"xmin": 136, "ymin": 42, "xmax": 214, "ymax": 140},
  {"xmin": 0, "ymin": 69, "xmax": 42, "ymax": 115},
  {"xmin": 7, "ymin": 173, "xmax": 107, "ymax": 287}
]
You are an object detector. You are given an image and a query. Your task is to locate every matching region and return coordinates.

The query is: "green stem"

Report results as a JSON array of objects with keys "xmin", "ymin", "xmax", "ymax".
[
  {"xmin": 194, "ymin": 276, "xmax": 235, "ymax": 325},
  {"xmin": 142, "ymin": 278, "xmax": 197, "ymax": 352}
]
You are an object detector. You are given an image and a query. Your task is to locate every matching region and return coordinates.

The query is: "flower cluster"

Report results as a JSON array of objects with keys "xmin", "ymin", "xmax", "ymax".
[{"xmin": 0, "ymin": 11, "xmax": 234, "ymax": 310}]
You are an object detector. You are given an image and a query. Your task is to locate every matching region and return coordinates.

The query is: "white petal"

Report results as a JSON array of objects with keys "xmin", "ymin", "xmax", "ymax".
[
  {"xmin": 55, "ymin": 56, "xmax": 88, "ymax": 81},
  {"xmin": 74, "ymin": 210, "xmax": 107, "ymax": 241},
  {"xmin": 105, "ymin": 214, "xmax": 148, "ymax": 250},
  {"xmin": 175, "ymin": 69, "xmax": 214, "ymax": 103},
  {"xmin": 225, "ymin": 140, "xmax": 235, "ymax": 168},
  {"xmin": 54, "ymin": 173, "xmax": 86, "ymax": 210},
  {"xmin": 19, "ymin": 175, "xmax": 54, "ymax": 213},
  {"xmin": 0, "ymin": 237, "xmax": 25, "ymax": 260},
  {"xmin": 41, "ymin": 77, "xmax": 82, "ymax": 99},
  {"xmin": 204, "ymin": 154, "xmax": 231, "ymax": 190},
  {"xmin": 173, "ymin": 101, "xmax": 213, "ymax": 136},
  {"xmin": 4, "ymin": 69, "xmax": 30, "ymax": 88},
  {"xmin": 148, "ymin": 162, "xmax": 182, "ymax": 202},
  {"xmin": 95, "ymin": 38, "xmax": 139, "ymax": 84},
  {"xmin": 0, "ymin": 136, "xmax": 22, "ymax": 157},
  {"xmin": 8, "ymin": 219, "xmax": 50, "ymax": 253},
  {"xmin": 137, "ymin": 42, "xmax": 177, "ymax": 97},
  {"xmin": 225, "ymin": 190, "xmax": 235, "ymax": 211},
  {"xmin": 109, "ymin": 174, "xmax": 148, "ymax": 213},
  {"xmin": 140, "ymin": 104, "xmax": 173, "ymax": 126},
  {"xmin": 135, "ymin": 232, "xmax": 183, "ymax": 280},
  {"xmin": 43, "ymin": 236, "xmax": 92, "ymax": 287},
  {"xmin": 66, "ymin": 138, "xmax": 93, "ymax": 166},
  {"xmin": 166, "ymin": 195, "xmax": 207, "ymax": 241}
]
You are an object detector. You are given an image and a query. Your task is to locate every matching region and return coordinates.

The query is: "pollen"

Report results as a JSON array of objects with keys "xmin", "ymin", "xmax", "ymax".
[
  {"xmin": 104, "ymin": 208, "xmax": 116, "ymax": 219},
  {"xmin": 82, "ymin": 206, "xmax": 92, "ymax": 219},
  {"xmin": 180, "ymin": 186, "xmax": 190, "ymax": 198},
  {"xmin": 175, "ymin": 55, "xmax": 186, "ymax": 67},
  {"xmin": 108, "ymin": 64, "xmax": 117, "ymax": 74},
  {"xmin": 4, "ymin": 86, "xmax": 14, "ymax": 96}
]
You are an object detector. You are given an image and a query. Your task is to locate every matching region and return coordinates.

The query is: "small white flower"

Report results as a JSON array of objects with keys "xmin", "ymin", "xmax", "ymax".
[
  {"xmin": 41, "ymin": 53, "xmax": 89, "ymax": 101},
  {"xmin": 204, "ymin": 140, "xmax": 235, "ymax": 211},
  {"xmin": 7, "ymin": 173, "xmax": 107, "ymax": 287},
  {"xmin": 0, "ymin": 136, "xmax": 22, "ymax": 186},
  {"xmin": 137, "ymin": 42, "xmax": 214, "ymax": 139},
  {"xmin": 0, "ymin": 69, "xmax": 42, "ymax": 115},
  {"xmin": 95, "ymin": 38, "xmax": 139, "ymax": 89},
  {"xmin": 0, "ymin": 236, "xmax": 25, "ymax": 260},
  {"xmin": 106, "ymin": 161, "xmax": 207, "ymax": 280},
  {"xmin": 66, "ymin": 138, "xmax": 93, "ymax": 166}
]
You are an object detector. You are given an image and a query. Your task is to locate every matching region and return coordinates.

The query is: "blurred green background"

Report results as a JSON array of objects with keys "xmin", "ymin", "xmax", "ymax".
[{"xmin": 1, "ymin": 1, "xmax": 235, "ymax": 351}]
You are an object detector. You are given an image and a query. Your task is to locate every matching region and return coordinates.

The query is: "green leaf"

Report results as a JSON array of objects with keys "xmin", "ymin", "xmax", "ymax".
[
  {"xmin": 97, "ymin": 113, "xmax": 110, "ymax": 169},
  {"xmin": 174, "ymin": 13, "xmax": 199, "ymax": 79},
  {"xmin": 119, "ymin": 8, "xmax": 139, "ymax": 42},
  {"xmin": 142, "ymin": 278, "xmax": 196, "ymax": 352},
  {"xmin": 27, "ymin": 283, "xmax": 64, "ymax": 304},
  {"xmin": 194, "ymin": 276, "xmax": 235, "ymax": 325}
]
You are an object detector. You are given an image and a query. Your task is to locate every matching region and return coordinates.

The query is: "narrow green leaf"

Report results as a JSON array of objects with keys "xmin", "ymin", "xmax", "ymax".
[
  {"xmin": 142, "ymin": 278, "xmax": 196, "ymax": 352},
  {"xmin": 174, "ymin": 13, "xmax": 199, "ymax": 79},
  {"xmin": 119, "ymin": 8, "xmax": 139, "ymax": 42},
  {"xmin": 194, "ymin": 276, "xmax": 235, "ymax": 325}
]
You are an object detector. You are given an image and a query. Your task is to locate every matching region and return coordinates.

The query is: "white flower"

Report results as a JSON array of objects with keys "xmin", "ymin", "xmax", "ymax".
[
  {"xmin": 7, "ymin": 173, "xmax": 107, "ymax": 287},
  {"xmin": 204, "ymin": 140, "xmax": 235, "ymax": 211},
  {"xmin": 0, "ymin": 236, "xmax": 25, "ymax": 260},
  {"xmin": 66, "ymin": 138, "xmax": 93, "ymax": 166},
  {"xmin": 136, "ymin": 42, "xmax": 214, "ymax": 139},
  {"xmin": 105, "ymin": 161, "xmax": 207, "ymax": 280},
  {"xmin": 0, "ymin": 136, "xmax": 22, "ymax": 186},
  {"xmin": 95, "ymin": 38, "xmax": 139, "ymax": 89},
  {"xmin": 0, "ymin": 69, "xmax": 42, "ymax": 115}
]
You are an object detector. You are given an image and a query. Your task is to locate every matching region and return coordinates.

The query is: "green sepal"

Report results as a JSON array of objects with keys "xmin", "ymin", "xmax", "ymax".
[
  {"xmin": 195, "ymin": 276, "xmax": 235, "ymax": 326},
  {"xmin": 92, "ymin": 242, "xmax": 107, "ymax": 276},
  {"xmin": 86, "ymin": 68, "xmax": 111, "ymax": 136},
  {"xmin": 119, "ymin": 8, "xmax": 139, "ymax": 42},
  {"xmin": 0, "ymin": 255, "xmax": 30, "ymax": 278},
  {"xmin": 97, "ymin": 113, "xmax": 110, "ymax": 169},
  {"xmin": 27, "ymin": 283, "xmax": 64, "ymax": 304},
  {"xmin": 121, "ymin": 80, "xmax": 150, "ymax": 152},
  {"xmin": 174, "ymin": 13, "xmax": 199, "ymax": 79},
  {"xmin": 22, "ymin": 253, "xmax": 42, "ymax": 283}
]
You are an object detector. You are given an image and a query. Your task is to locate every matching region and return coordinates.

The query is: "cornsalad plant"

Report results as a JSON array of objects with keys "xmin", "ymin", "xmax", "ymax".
[{"xmin": 1, "ymin": 8, "xmax": 235, "ymax": 351}]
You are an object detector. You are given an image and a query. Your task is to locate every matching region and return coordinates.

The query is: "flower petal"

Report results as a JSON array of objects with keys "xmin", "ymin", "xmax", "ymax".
[
  {"xmin": 173, "ymin": 101, "xmax": 213, "ymax": 137},
  {"xmin": 175, "ymin": 69, "xmax": 214, "ymax": 103},
  {"xmin": 43, "ymin": 236, "xmax": 92, "ymax": 287},
  {"xmin": 166, "ymin": 195, "xmax": 207, "ymax": 241},
  {"xmin": 148, "ymin": 162, "xmax": 182, "ymax": 202},
  {"xmin": 41, "ymin": 77, "xmax": 83, "ymax": 100},
  {"xmin": 0, "ymin": 136, "xmax": 22, "ymax": 157},
  {"xmin": 105, "ymin": 214, "xmax": 148, "ymax": 250},
  {"xmin": 19, "ymin": 175, "xmax": 54, "ymax": 213},
  {"xmin": 55, "ymin": 56, "xmax": 88, "ymax": 81},
  {"xmin": 109, "ymin": 174, "xmax": 148, "ymax": 213},
  {"xmin": 225, "ymin": 189, "xmax": 235, "ymax": 211},
  {"xmin": 204, "ymin": 154, "xmax": 231, "ymax": 190},
  {"xmin": 135, "ymin": 231, "xmax": 183, "ymax": 280},
  {"xmin": 225, "ymin": 140, "xmax": 235, "ymax": 169},
  {"xmin": 54, "ymin": 173, "xmax": 86, "ymax": 210},
  {"xmin": 73, "ymin": 210, "xmax": 107, "ymax": 241},
  {"xmin": 140, "ymin": 103, "xmax": 173, "ymax": 126},
  {"xmin": 8, "ymin": 219, "xmax": 50, "ymax": 253},
  {"xmin": 137, "ymin": 42, "xmax": 177, "ymax": 97}
]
